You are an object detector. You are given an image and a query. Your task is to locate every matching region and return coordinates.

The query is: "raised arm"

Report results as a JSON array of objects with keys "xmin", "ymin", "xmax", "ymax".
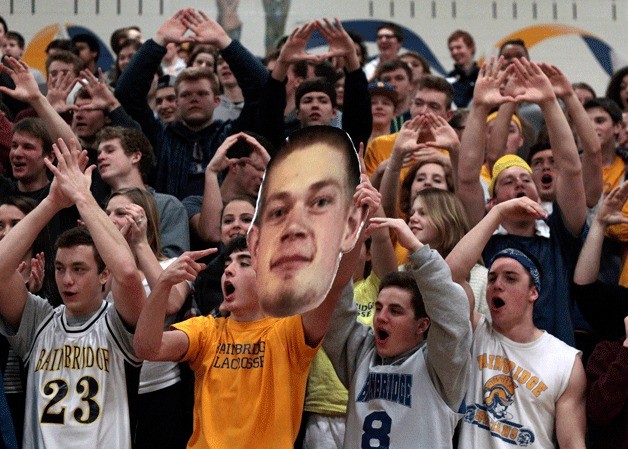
[
  {"xmin": 0, "ymin": 57, "xmax": 76, "ymax": 145},
  {"xmin": 445, "ymin": 196, "xmax": 547, "ymax": 328},
  {"xmin": 134, "ymin": 249, "xmax": 214, "ymax": 361},
  {"xmin": 541, "ymin": 63, "xmax": 603, "ymax": 208},
  {"xmin": 574, "ymin": 181, "xmax": 628, "ymax": 285},
  {"xmin": 45, "ymin": 138, "xmax": 145, "ymax": 327},
  {"xmin": 458, "ymin": 57, "xmax": 514, "ymax": 226},
  {"xmin": 485, "ymin": 102, "xmax": 518, "ymax": 172},
  {"xmin": 510, "ymin": 58, "xmax": 586, "ymax": 235}
]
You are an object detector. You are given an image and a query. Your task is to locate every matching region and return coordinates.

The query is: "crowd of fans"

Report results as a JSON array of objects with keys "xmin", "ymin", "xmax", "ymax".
[{"xmin": 0, "ymin": 8, "xmax": 626, "ymax": 449}]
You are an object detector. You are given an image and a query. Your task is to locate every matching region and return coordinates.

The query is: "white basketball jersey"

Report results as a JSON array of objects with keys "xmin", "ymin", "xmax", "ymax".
[{"xmin": 17, "ymin": 298, "xmax": 141, "ymax": 449}]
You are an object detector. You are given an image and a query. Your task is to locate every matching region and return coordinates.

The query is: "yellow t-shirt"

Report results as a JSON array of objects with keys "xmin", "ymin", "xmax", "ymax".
[
  {"xmin": 303, "ymin": 349, "xmax": 348, "ymax": 415},
  {"xmin": 354, "ymin": 272, "xmax": 380, "ymax": 327},
  {"xmin": 602, "ymin": 156, "xmax": 628, "ymax": 286},
  {"xmin": 173, "ymin": 315, "xmax": 319, "ymax": 449}
]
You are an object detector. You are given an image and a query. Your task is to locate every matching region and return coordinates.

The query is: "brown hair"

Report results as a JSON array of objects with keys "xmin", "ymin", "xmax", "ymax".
[
  {"xmin": 174, "ymin": 67, "xmax": 220, "ymax": 96},
  {"xmin": 399, "ymin": 158, "xmax": 455, "ymax": 216}
]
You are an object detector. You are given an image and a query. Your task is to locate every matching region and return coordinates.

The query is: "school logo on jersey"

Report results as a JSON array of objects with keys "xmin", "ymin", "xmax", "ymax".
[
  {"xmin": 356, "ymin": 372, "xmax": 413, "ymax": 407},
  {"xmin": 464, "ymin": 374, "xmax": 536, "ymax": 446}
]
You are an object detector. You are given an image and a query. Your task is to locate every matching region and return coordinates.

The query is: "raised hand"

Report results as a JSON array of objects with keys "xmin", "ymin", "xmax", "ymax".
[
  {"xmin": 367, "ymin": 217, "xmax": 423, "ymax": 253},
  {"xmin": 418, "ymin": 112, "xmax": 460, "ymax": 153},
  {"xmin": 278, "ymin": 22, "xmax": 319, "ymax": 65},
  {"xmin": 539, "ymin": 63, "xmax": 574, "ymax": 99},
  {"xmin": 316, "ymin": 18, "xmax": 359, "ymax": 71},
  {"xmin": 46, "ymin": 69, "xmax": 79, "ymax": 114},
  {"xmin": 239, "ymin": 133, "xmax": 270, "ymax": 171},
  {"xmin": 494, "ymin": 196, "xmax": 548, "ymax": 222},
  {"xmin": 158, "ymin": 248, "xmax": 217, "ymax": 287},
  {"xmin": 154, "ymin": 9, "xmax": 194, "ymax": 46},
  {"xmin": 473, "ymin": 56, "xmax": 515, "ymax": 108},
  {"xmin": 509, "ymin": 58, "xmax": 556, "ymax": 106},
  {"xmin": 17, "ymin": 252, "xmax": 45, "ymax": 293},
  {"xmin": 207, "ymin": 133, "xmax": 244, "ymax": 173},
  {"xmin": 117, "ymin": 204, "xmax": 150, "ymax": 248},
  {"xmin": 182, "ymin": 9, "xmax": 232, "ymax": 49},
  {"xmin": 596, "ymin": 181, "xmax": 628, "ymax": 227},
  {"xmin": 77, "ymin": 68, "xmax": 119, "ymax": 113},
  {"xmin": 390, "ymin": 116, "xmax": 426, "ymax": 169},
  {"xmin": 44, "ymin": 138, "xmax": 95, "ymax": 205},
  {"xmin": 0, "ymin": 56, "xmax": 43, "ymax": 103}
]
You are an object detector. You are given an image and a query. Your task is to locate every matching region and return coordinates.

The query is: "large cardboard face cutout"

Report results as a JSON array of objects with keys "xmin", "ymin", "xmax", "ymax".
[{"xmin": 248, "ymin": 126, "xmax": 363, "ymax": 317}]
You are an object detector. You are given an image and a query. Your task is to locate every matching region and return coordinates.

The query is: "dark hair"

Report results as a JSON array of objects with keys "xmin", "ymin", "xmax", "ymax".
[
  {"xmin": 45, "ymin": 50, "xmax": 83, "ymax": 76},
  {"xmin": 55, "ymin": 227, "xmax": 106, "ymax": 273},
  {"xmin": 187, "ymin": 45, "xmax": 217, "ymax": 69},
  {"xmin": 6, "ymin": 31, "xmax": 25, "ymax": 49},
  {"xmin": 255, "ymin": 126, "xmax": 359, "ymax": 225},
  {"xmin": 583, "ymin": 97, "xmax": 623, "ymax": 124},
  {"xmin": 295, "ymin": 77, "xmax": 337, "ymax": 109},
  {"xmin": 314, "ymin": 61, "xmax": 343, "ymax": 85},
  {"xmin": 376, "ymin": 59, "xmax": 413, "ymax": 83},
  {"xmin": 379, "ymin": 271, "xmax": 427, "ymax": 320},
  {"xmin": 110, "ymin": 26, "xmax": 141, "ymax": 55},
  {"xmin": 72, "ymin": 33, "xmax": 100, "ymax": 60},
  {"xmin": 113, "ymin": 39, "xmax": 142, "ymax": 81},
  {"xmin": 450, "ymin": 108, "xmax": 469, "ymax": 130},
  {"xmin": 605, "ymin": 66, "xmax": 628, "ymax": 110},
  {"xmin": 527, "ymin": 141, "xmax": 552, "ymax": 165},
  {"xmin": 291, "ymin": 60, "xmax": 310, "ymax": 79},
  {"xmin": 572, "ymin": 82, "xmax": 596, "ymax": 99},
  {"xmin": 0, "ymin": 195, "xmax": 37, "ymax": 215},
  {"xmin": 95, "ymin": 127, "xmax": 154, "ymax": 181},
  {"xmin": 348, "ymin": 31, "xmax": 368, "ymax": 66},
  {"xmin": 498, "ymin": 39, "xmax": 529, "ymax": 59},
  {"xmin": 45, "ymin": 39, "xmax": 75, "ymax": 55},
  {"xmin": 400, "ymin": 158, "xmax": 455, "ymax": 216},
  {"xmin": 0, "ymin": 16, "xmax": 7, "ymax": 35},
  {"xmin": 224, "ymin": 234, "xmax": 249, "ymax": 258},
  {"xmin": 377, "ymin": 22, "xmax": 404, "ymax": 43},
  {"xmin": 417, "ymin": 75, "xmax": 454, "ymax": 110},
  {"xmin": 400, "ymin": 51, "xmax": 431, "ymax": 75},
  {"xmin": 13, "ymin": 118, "xmax": 53, "ymax": 155},
  {"xmin": 447, "ymin": 30, "xmax": 475, "ymax": 52}
]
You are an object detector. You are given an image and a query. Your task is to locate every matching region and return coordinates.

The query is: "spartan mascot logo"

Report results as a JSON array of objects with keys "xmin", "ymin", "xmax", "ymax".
[
  {"xmin": 484, "ymin": 374, "xmax": 517, "ymax": 420},
  {"xmin": 463, "ymin": 374, "xmax": 536, "ymax": 446}
]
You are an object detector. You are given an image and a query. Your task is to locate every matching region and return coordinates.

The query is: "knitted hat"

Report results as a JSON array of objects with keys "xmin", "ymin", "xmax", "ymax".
[{"xmin": 489, "ymin": 155, "xmax": 532, "ymax": 197}]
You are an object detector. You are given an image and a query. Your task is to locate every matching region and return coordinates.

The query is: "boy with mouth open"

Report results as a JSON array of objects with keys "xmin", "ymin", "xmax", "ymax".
[
  {"xmin": 321, "ymin": 214, "xmax": 472, "ymax": 448},
  {"xmin": 446, "ymin": 196, "xmax": 586, "ymax": 449}
]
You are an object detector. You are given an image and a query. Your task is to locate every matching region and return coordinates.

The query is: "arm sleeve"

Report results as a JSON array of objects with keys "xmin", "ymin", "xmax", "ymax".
[
  {"xmin": 0, "ymin": 293, "xmax": 53, "ymax": 360},
  {"xmin": 342, "ymin": 67, "xmax": 373, "ymax": 149},
  {"xmin": 155, "ymin": 194, "xmax": 191, "ymax": 257},
  {"xmin": 252, "ymin": 76, "xmax": 286, "ymax": 155},
  {"xmin": 107, "ymin": 106, "xmax": 141, "ymax": 130},
  {"xmin": 114, "ymin": 39, "xmax": 166, "ymax": 149},
  {"xmin": 586, "ymin": 341, "xmax": 628, "ymax": 425},
  {"xmin": 322, "ymin": 282, "xmax": 375, "ymax": 388},
  {"xmin": 172, "ymin": 315, "xmax": 214, "ymax": 369},
  {"xmin": 408, "ymin": 245, "xmax": 472, "ymax": 410}
]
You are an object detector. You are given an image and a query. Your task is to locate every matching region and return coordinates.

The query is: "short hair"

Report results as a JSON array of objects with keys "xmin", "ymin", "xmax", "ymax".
[
  {"xmin": 13, "ymin": 118, "xmax": 53, "ymax": 155},
  {"xmin": 400, "ymin": 51, "xmax": 431, "ymax": 75},
  {"xmin": 605, "ymin": 66, "xmax": 628, "ymax": 109},
  {"xmin": 254, "ymin": 126, "xmax": 359, "ymax": 225},
  {"xmin": 583, "ymin": 97, "xmax": 623, "ymax": 124},
  {"xmin": 45, "ymin": 50, "xmax": 83, "ymax": 76},
  {"xmin": 376, "ymin": 58, "xmax": 413, "ymax": 83},
  {"xmin": 107, "ymin": 188, "xmax": 163, "ymax": 259},
  {"xmin": 6, "ymin": 31, "xmax": 25, "ymax": 49},
  {"xmin": 314, "ymin": 61, "xmax": 343, "ymax": 85},
  {"xmin": 413, "ymin": 188, "xmax": 469, "ymax": 257},
  {"xmin": 55, "ymin": 227, "xmax": 106, "ymax": 273},
  {"xmin": 447, "ymin": 30, "xmax": 475, "ymax": 52},
  {"xmin": 0, "ymin": 17, "xmax": 7, "ymax": 35},
  {"xmin": 498, "ymin": 39, "xmax": 529, "ymax": 59},
  {"xmin": 527, "ymin": 141, "xmax": 552, "ymax": 165},
  {"xmin": 379, "ymin": 271, "xmax": 427, "ymax": 320},
  {"xmin": 295, "ymin": 77, "xmax": 337, "ymax": 109},
  {"xmin": 400, "ymin": 158, "xmax": 455, "ymax": 216},
  {"xmin": 187, "ymin": 45, "xmax": 217, "ymax": 69},
  {"xmin": 174, "ymin": 67, "xmax": 219, "ymax": 96},
  {"xmin": 450, "ymin": 108, "xmax": 469, "ymax": 131},
  {"xmin": 572, "ymin": 82, "xmax": 596, "ymax": 98},
  {"xmin": 95, "ymin": 127, "xmax": 154, "ymax": 181},
  {"xmin": 291, "ymin": 60, "xmax": 310, "ymax": 79},
  {"xmin": 377, "ymin": 22, "xmax": 404, "ymax": 43},
  {"xmin": 417, "ymin": 75, "xmax": 455, "ymax": 110},
  {"xmin": 224, "ymin": 234, "xmax": 249, "ymax": 258},
  {"xmin": 348, "ymin": 30, "xmax": 368, "ymax": 66},
  {"xmin": 72, "ymin": 33, "xmax": 100, "ymax": 60},
  {"xmin": 45, "ymin": 39, "xmax": 75, "ymax": 55}
]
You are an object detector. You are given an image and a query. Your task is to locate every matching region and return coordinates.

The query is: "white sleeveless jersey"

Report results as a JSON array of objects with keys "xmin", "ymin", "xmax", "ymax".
[
  {"xmin": 458, "ymin": 317, "xmax": 579, "ymax": 449},
  {"xmin": 2, "ymin": 294, "xmax": 141, "ymax": 449},
  {"xmin": 345, "ymin": 345, "xmax": 462, "ymax": 449}
]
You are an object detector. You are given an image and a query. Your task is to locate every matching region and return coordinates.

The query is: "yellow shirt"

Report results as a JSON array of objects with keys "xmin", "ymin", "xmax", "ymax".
[
  {"xmin": 602, "ymin": 156, "xmax": 628, "ymax": 286},
  {"xmin": 173, "ymin": 315, "xmax": 319, "ymax": 449}
]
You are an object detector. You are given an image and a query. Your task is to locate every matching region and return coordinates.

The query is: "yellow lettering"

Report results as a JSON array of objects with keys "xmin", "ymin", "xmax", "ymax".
[{"xmin": 477, "ymin": 354, "xmax": 488, "ymax": 370}]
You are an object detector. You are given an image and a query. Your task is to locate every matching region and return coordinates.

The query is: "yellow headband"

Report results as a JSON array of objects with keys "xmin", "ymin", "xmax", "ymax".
[
  {"xmin": 489, "ymin": 155, "xmax": 532, "ymax": 197},
  {"xmin": 486, "ymin": 111, "xmax": 523, "ymax": 133}
]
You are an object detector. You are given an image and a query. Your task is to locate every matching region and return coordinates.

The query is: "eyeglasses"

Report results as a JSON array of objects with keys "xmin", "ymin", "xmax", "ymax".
[{"xmin": 377, "ymin": 33, "xmax": 397, "ymax": 40}]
